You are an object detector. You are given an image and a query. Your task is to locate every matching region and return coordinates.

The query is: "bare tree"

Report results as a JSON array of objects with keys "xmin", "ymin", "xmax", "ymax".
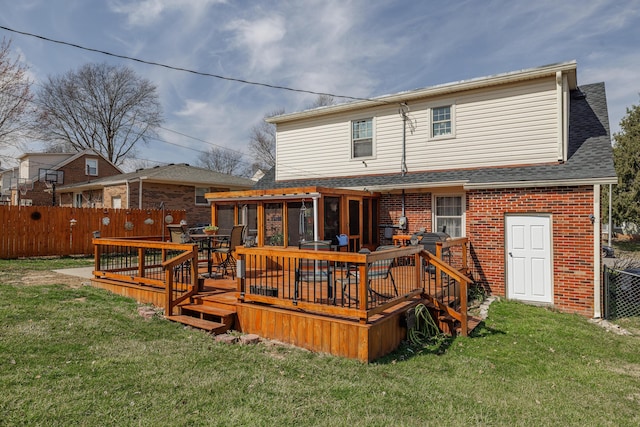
[
  {"xmin": 196, "ymin": 146, "xmax": 249, "ymax": 176},
  {"xmin": 249, "ymin": 96, "xmax": 336, "ymax": 171},
  {"xmin": 306, "ymin": 94, "xmax": 335, "ymax": 109},
  {"xmin": 248, "ymin": 108, "xmax": 282, "ymax": 171},
  {"xmin": 0, "ymin": 38, "xmax": 34, "ymax": 149},
  {"xmin": 35, "ymin": 63, "xmax": 162, "ymax": 166}
]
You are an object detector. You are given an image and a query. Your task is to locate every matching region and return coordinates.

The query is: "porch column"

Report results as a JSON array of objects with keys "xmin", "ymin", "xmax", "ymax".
[{"xmin": 312, "ymin": 196, "xmax": 319, "ymax": 241}]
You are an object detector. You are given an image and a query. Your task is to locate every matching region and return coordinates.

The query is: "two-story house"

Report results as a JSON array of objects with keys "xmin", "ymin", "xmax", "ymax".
[
  {"xmin": 4, "ymin": 149, "xmax": 122, "ymax": 206},
  {"xmin": 207, "ymin": 61, "xmax": 617, "ymax": 318}
]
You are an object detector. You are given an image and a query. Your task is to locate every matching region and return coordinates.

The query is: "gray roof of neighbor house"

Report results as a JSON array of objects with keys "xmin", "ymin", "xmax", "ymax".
[
  {"xmin": 57, "ymin": 163, "xmax": 255, "ymax": 191},
  {"xmin": 255, "ymin": 82, "xmax": 616, "ymax": 192}
]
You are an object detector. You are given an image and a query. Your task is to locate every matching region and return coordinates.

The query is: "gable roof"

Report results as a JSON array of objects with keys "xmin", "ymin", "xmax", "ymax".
[
  {"xmin": 267, "ymin": 61, "xmax": 578, "ymax": 124},
  {"xmin": 49, "ymin": 148, "xmax": 124, "ymax": 173},
  {"xmin": 57, "ymin": 163, "xmax": 255, "ymax": 191},
  {"xmin": 255, "ymin": 82, "xmax": 616, "ymax": 192}
]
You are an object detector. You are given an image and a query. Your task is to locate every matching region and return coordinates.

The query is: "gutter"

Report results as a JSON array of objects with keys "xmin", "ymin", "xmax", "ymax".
[
  {"xmin": 463, "ymin": 177, "xmax": 618, "ymax": 190},
  {"xmin": 267, "ymin": 61, "xmax": 578, "ymax": 124}
]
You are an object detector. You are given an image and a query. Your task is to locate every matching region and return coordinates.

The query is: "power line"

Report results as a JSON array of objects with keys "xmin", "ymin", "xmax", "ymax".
[
  {"xmin": 0, "ymin": 24, "xmax": 393, "ymax": 106},
  {"xmin": 0, "ymin": 26, "xmax": 360, "ymax": 178}
]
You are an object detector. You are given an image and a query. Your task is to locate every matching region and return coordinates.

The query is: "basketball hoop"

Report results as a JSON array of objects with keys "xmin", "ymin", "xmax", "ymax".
[
  {"xmin": 39, "ymin": 169, "xmax": 63, "ymax": 206},
  {"xmin": 17, "ymin": 178, "xmax": 30, "ymax": 196}
]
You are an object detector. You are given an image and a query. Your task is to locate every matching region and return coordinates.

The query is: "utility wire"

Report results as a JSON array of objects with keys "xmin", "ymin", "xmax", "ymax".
[
  {"xmin": 0, "ymin": 24, "xmax": 393, "ymax": 106},
  {"xmin": 0, "ymin": 88, "xmax": 330, "ymax": 178}
]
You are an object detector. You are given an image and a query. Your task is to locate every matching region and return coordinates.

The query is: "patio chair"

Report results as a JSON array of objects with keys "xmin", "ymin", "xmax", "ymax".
[
  {"xmin": 212, "ymin": 225, "xmax": 245, "ymax": 279},
  {"xmin": 340, "ymin": 245, "xmax": 399, "ymax": 304},
  {"xmin": 367, "ymin": 245, "xmax": 399, "ymax": 301},
  {"xmin": 168, "ymin": 224, "xmax": 192, "ymax": 243},
  {"xmin": 294, "ymin": 241, "xmax": 334, "ymax": 303}
]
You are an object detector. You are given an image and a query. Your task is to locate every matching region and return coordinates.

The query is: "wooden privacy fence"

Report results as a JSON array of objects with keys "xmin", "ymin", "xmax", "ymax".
[{"xmin": 0, "ymin": 205, "xmax": 185, "ymax": 259}]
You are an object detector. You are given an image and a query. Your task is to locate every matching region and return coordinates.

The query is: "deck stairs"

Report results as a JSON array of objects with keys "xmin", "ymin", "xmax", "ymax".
[
  {"xmin": 421, "ymin": 297, "xmax": 482, "ymax": 336},
  {"xmin": 166, "ymin": 292, "xmax": 238, "ymax": 334}
]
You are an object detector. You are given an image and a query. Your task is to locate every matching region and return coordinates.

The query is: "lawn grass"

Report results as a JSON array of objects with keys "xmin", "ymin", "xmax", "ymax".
[{"xmin": 1, "ymin": 261, "xmax": 640, "ymax": 426}]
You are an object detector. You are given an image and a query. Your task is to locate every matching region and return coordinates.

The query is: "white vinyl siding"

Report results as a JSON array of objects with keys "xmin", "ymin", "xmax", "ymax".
[{"xmin": 275, "ymin": 77, "xmax": 559, "ymax": 181}]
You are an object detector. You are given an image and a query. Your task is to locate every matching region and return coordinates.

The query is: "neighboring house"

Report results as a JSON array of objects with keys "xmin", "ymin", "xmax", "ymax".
[
  {"xmin": 208, "ymin": 61, "xmax": 617, "ymax": 318},
  {"xmin": 0, "ymin": 166, "xmax": 13, "ymax": 204},
  {"xmin": 3, "ymin": 149, "xmax": 123, "ymax": 206},
  {"xmin": 57, "ymin": 163, "xmax": 256, "ymax": 226}
]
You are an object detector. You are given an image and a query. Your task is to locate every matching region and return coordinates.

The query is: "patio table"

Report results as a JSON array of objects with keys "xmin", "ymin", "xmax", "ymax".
[{"xmin": 191, "ymin": 234, "xmax": 230, "ymax": 277}]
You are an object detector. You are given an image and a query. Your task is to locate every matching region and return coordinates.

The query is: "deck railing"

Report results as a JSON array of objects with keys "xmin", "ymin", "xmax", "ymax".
[
  {"xmin": 420, "ymin": 248, "xmax": 473, "ymax": 336},
  {"xmin": 235, "ymin": 246, "xmax": 424, "ymax": 323},
  {"xmin": 93, "ymin": 238, "xmax": 199, "ymax": 315}
]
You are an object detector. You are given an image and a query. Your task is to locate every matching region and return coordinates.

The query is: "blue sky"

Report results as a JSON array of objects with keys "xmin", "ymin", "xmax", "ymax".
[{"xmin": 1, "ymin": 0, "xmax": 639, "ymax": 171}]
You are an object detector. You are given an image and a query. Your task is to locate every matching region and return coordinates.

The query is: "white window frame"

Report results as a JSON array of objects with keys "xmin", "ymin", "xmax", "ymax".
[
  {"xmin": 86, "ymin": 158, "xmax": 98, "ymax": 176},
  {"xmin": 112, "ymin": 196, "xmax": 121, "ymax": 209},
  {"xmin": 351, "ymin": 117, "xmax": 375, "ymax": 159},
  {"xmin": 428, "ymin": 103, "xmax": 456, "ymax": 140},
  {"xmin": 74, "ymin": 193, "xmax": 83, "ymax": 208},
  {"xmin": 432, "ymin": 193, "xmax": 465, "ymax": 237},
  {"xmin": 195, "ymin": 187, "xmax": 210, "ymax": 206}
]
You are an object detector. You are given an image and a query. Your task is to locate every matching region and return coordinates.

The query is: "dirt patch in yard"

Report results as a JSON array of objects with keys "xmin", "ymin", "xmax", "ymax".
[{"xmin": 0, "ymin": 270, "xmax": 90, "ymax": 289}]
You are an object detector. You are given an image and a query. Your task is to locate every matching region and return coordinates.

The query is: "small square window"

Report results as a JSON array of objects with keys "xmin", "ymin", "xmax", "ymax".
[
  {"xmin": 195, "ymin": 187, "xmax": 210, "ymax": 205},
  {"xmin": 352, "ymin": 118, "xmax": 373, "ymax": 158},
  {"xmin": 86, "ymin": 159, "xmax": 98, "ymax": 176},
  {"xmin": 431, "ymin": 106, "xmax": 452, "ymax": 138}
]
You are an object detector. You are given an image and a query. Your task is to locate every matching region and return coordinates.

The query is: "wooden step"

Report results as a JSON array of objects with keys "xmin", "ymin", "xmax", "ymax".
[
  {"xmin": 181, "ymin": 304, "xmax": 235, "ymax": 320},
  {"xmin": 453, "ymin": 315, "xmax": 483, "ymax": 336},
  {"xmin": 166, "ymin": 315, "xmax": 227, "ymax": 334},
  {"xmin": 466, "ymin": 315, "xmax": 483, "ymax": 332}
]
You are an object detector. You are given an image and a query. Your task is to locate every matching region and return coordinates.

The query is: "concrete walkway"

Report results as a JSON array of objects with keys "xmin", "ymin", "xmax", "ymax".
[{"xmin": 52, "ymin": 266, "xmax": 94, "ymax": 279}]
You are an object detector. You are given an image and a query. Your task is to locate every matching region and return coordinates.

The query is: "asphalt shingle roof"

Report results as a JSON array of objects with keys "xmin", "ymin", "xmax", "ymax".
[
  {"xmin": 255, "ymin": 82, "xmax": 616, "ymax": 191},
  {"xmin": 59, "ymin": 163, "xmax": 255, "ymax": 189}
]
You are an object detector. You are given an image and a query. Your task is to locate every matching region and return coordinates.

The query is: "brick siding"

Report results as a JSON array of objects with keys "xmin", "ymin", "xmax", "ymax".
[
  {"xmin": 381, "ymin": 186, "xmax": 596, "ymax": 316},
  {"xmin": 467, "ymin": 186, "xmax": 595, "ymax": 316}
]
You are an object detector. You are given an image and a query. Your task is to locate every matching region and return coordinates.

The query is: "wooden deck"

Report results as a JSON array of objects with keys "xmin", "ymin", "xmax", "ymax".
[{"xmin": 91, "ymin": 238, "xmax": 476, "ymax": 362}]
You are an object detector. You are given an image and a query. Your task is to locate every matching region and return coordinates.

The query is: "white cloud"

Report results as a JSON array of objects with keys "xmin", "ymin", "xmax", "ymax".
[
  {"xmin": 108, "ymin": 0, "xmax": 226, "ymax": 27},
  {"xmin": 224, "ymin": 15, "xmax": 287, "ymax": 72}
]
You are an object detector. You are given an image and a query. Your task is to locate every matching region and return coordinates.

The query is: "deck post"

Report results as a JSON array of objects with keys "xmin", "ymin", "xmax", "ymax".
[
  {"xmin": 138, "ymin": 247, "xmax": 145, "ymax": 279},
  {"xmin": 358, "ymin": 263, "xmax": 369, "ymax": 324},
  {"xmin": 165, "ymin": 268, "xmax": 174, "ymax": 316},
  {"xmin": 93, "ymin": 241, "xmax": 100, "ymax": 274}
]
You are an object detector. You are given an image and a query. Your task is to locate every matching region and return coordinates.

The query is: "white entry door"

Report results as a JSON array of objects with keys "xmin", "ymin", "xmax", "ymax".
[{"xmin": 506, "ymin": 215, "xmax": 552, "ymax": 304}]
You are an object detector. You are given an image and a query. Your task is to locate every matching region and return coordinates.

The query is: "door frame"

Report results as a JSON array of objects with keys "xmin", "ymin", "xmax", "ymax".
[{"xmin": 505, "ymin": 214, "xmax": 554, "ymax": 304}]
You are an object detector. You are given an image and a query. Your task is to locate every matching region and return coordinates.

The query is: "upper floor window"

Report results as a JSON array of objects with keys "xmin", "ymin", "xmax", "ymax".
[
  {"xmin": 431, "ymin": 105, "xmax": 453, "ymax": 138},
  {"xmin": 86, "ymin": 159, "xmax": 98, "ymax": 176},
  {"xmin": 351, "ymin": 118, "xmax": 374, "ymax": 158},
  {"xmin": 433, "ymin": 194, "xmax": 464, "ymax": 238},
  {"xmin": 195, "ymin": 187, "xmax": 210, "ymax": 205}
]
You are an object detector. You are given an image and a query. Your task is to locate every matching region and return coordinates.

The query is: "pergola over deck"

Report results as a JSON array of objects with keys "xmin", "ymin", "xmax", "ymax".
[{"xmin": 206, "ymin": 186, "xmax": 381, "ymax": 251}]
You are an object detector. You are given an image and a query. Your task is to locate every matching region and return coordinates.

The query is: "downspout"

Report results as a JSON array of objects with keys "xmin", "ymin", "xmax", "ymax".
[
  {"xmin": 125, "ymin": 180, "xmax": 130, "ymax": 209},
  {"xmin": 399, "ymin": 103, "xmax": 409, "ymax": 176},
  {"xmin": 593, "ymin": 184, "xmax": 602, "ymax": 318},
  {"xmin": 138, "ymin": 178, "xmax": 143, "ymax": 209},
  {"xmin": 312, "ymin": 196, "xmax": 319, "ymax": 241},
  {"xmin": 608, "ymin": 184, "xmax": 612, "ymax": 247}
]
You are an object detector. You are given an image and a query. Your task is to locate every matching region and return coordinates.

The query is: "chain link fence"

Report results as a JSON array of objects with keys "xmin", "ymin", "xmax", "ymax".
[{"xmin": 603, "ymin": 265, "xmax": 640, "ymax": 319}]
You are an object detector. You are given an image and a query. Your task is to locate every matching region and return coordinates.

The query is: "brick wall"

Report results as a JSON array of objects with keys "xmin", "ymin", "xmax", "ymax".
[
  {"xmin": 467, "ymin": 186, "xmax": 595, "ymax": 316},
  {"xmin": 138, "ymin": 182, "xmax": 211, "ymax": 226},
  {"xmin": 381, "ymin": 186, "xmax": 596, "ymax": 316},
  {"xmin": 62, "ymin": 155, "xmax": 121, "ymax": 184},
  {"xmin": 379, "ymin": 192, "xmax": 433, "ymax": 240}
]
